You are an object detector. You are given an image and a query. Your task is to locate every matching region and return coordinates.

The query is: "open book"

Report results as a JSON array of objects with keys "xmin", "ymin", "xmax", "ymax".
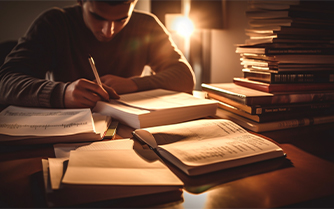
[
  {"xmin": 133, "ymin": 119, "xmax": 285, "ymax": 176},
  {"xmin": 93, "ymin": 89, "xmax": 218, "ymax": 129},
  {"xmin": 0, "ymin": 105, "xmax": 111, "ymax": 144},
  {"xmin": 43, "ymin": 139, "xmax": 183, "ymax": 207}
]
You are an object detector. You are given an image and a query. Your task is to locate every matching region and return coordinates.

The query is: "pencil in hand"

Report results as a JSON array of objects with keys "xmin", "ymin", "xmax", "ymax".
[
  {"xmin": 88, "ymin": 55, "xmax": 120, "ymax": 101},
  {"xmin": 88, "ymin": 54, "xmax": 103, "ymax": 88}
]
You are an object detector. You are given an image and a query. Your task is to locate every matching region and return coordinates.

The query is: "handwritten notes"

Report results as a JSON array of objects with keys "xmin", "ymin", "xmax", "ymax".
[{"xmin": 0, "ymin": 106, "xmax": 94, "ymax": 136}]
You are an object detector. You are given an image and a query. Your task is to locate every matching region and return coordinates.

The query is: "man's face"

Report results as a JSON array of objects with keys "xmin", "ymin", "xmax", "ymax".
[{"xmin": 81, "ymin": 1, "xmax": 136, "ymax": 42}]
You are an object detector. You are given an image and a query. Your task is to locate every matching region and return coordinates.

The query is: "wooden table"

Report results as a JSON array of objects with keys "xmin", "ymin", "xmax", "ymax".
[{"xmin": 1, "ymin": 122, "xmax": 334, "ymax": 208}]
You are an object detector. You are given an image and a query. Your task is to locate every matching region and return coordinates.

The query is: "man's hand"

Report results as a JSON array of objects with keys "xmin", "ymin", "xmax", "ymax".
[
  {"xmin": 64, "ymin": 78, "xmax": 119, "ymax": 108},
  {"xmin": 100, "ymin": 74, "xmax": 138, "ymax": 94}
]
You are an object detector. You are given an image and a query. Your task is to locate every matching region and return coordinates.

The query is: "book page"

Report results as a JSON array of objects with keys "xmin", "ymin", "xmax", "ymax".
[
  {"xmin": 0, "ymin": 106, "xmax": 94, "ymax": 137},
  {"xmin": 118, "ymin": 89, "xmax": 216, "ymax": 110},
  {"xmin": 144, "ymin": 119, "xmax": 247, "ymax": 145},
  {"xmin": 62, "ymin": 149, "xmax": 183, "ymax": 186},
  {"xmin": 91, "ymin": 113, "xmax": 111, "ymax": 136},
  {"xmin": 144, "ymin": 119, "xmax": 283, "ymax": 166},
  {"xmin": 53, "ymin": 139, "xmax": 134, "ymax": 158},
  {"xmin": 50, "ymin": 139, "xmax": 136, "ymax": 189},
  {"xmin": 48, "ymin": 157, "xmax": 68, "ymax": 190}
]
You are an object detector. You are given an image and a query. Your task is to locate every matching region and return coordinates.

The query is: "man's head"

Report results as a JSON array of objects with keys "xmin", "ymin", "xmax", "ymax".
[{"xmin": 78, "ymin": 0, "xmax": 137, "ymax": 42}]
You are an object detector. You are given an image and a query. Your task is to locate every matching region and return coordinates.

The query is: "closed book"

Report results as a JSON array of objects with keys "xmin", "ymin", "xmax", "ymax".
[
  {"xmin": 236, "ymin": 43, "xmax": 334, "ymax": 55},
  {"xmin": 217, "ymin": 101, "xmax": 334, "ymax": 123},
  {"xmin": 215, "ymin": 107, "xmax": 334, "ymax": 132},
  {"xmin": 246, "ymin": 33, "xmax": 334, "ymax": 41},
  {"xmin": 201, "ymin": 82, "xmax": 334, "ymax": 106},
  {"xmin": 246, "ymin": 7, "xmax": 334, "ymax": 20},
  {"xmin": 240, "ymin": 54, "xmax": 334, "ymax": 64},
  {"xmin": 245, "ymin": 37, "xmax": 332, "ymax": 45},
  {"xmin": 241, "ymin": 58, "xmax": 334, "ymax": 72},
  {"xmin": 248, "ymin": 0, "xmax": 334, "ymax": 11},
  {"xmin": 245, "ymin": 26, "xmax": 334, "ymax": 36},
  {"xmin": 201, "ymin": 83, "xmax": 273, "ymax": 105},
  {"xmin": 242, "ymin": 69, "xmax": 334, "ymax": 84},
  {"xmin": 248, "ymin": 18, "xmax": 334, "ymax": 29},
  {"xmin": 207, "ymin": 92, "xmax": 334, "ymax": 115},
  {"xmin": 233, "ymin": 77, "xmax": 334, "ymax": 93}
]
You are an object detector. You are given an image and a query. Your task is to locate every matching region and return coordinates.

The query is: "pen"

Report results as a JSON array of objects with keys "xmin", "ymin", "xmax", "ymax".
[{"xmin": 88, "ymin": 54, "xmax": 103, "ymax": 88}]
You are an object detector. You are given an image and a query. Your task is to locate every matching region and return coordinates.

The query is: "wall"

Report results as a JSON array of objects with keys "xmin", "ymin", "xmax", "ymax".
[
  {"xmin": 0, "ymin": 0, "xmax": 150, "ymax": 43},
  {"xmin": 0, "ymin": 1, "xmax": 76, "ymax": 42},
  {"xmin": 210, "ymin": 0, "xmax": 248, "ymax": 83}
]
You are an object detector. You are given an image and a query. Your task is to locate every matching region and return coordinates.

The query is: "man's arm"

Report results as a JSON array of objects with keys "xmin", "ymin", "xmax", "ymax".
[
  {"xmin": 98, "ymin": 12, "xmax": 195, "ymax": 95},
  {"xmin": 0, "ymin": 8, "xmax": 118, "ymax": 108},
  {"xmin": 134, "ymin": 13, "xmax": 195, "ymax": 94},
  {"xmin": 0, "ymin": 8, "xmax": 66, "ymax": 107},
  {"xmin": 100, "ymin": 75, "xmax": 138, "ymax": 94}
]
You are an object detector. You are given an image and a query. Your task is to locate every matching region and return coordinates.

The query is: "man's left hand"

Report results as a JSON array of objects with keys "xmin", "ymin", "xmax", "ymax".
[{"xmin": 100, "ymin": 74, "xmax": 138, "ymax": 94}]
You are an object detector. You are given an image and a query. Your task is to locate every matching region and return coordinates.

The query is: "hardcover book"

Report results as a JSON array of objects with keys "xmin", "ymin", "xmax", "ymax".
[
  {"xmin": 236, "ymin": 43, "xmax": 334, "ymax": 55},
  {"xmin": 242, "ymin": 69, "xmax": 334, "ymax": 84},
  {"xmin": 233, "ymin": 77, "xmax": 334, "ymax": 93},
  {"xmin": 241, "ymin": 57, "xmax": 334, "ymax": 72},
  {"xmin": 207, "ymin": 92, "xmax": 334, "ymax": 115},
  {"xmin": 215, "ymin": 107, "xmax": 334, "ymax": 132},
  {"xmin": 201, "ymin": 83, "xmax": 334, "ymax": 106},
  {"xmin": 216, "ymin": 101, "xmax": 334, "ymax": 123}
]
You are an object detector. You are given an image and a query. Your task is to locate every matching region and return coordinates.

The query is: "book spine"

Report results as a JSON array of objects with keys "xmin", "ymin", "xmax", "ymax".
[
  {"xmin": 201, "ymin": 87, "xmax": 248, "ymax": 105},
  {"xmin": 218, "ymin": 103, "xmax": 334, "ymax": 123},
  {"xmin": 211, "ymin": 90, "xmax": 334, "ymax": 115},
  {"xmin": 216, "ymin": 108, "xmax": 334, "ymax": 132},
  {"xmin": 252, "ymin": 103, "xmax": 334, "ymax": 115},
  {"xmin": 233, "ymin": 77, "xmax": 334, "ymax": 93},
  {"xmin": 233, "ymin": 78, "xmax": 271, "ymax": 92},
  {"xmin": 258, "ymin": 115, "xmax": 334, "ymax": 132},
  {"xmin": 243, "ymin": 72, "xmax": 334, "ymax": 83},
  {"xmin": 266, "ymin": 48, "xmax": 334, "ymax": 55},
  {"xmin": 272, "ymin": 73, "xmax": 334, "ymax": 83}
]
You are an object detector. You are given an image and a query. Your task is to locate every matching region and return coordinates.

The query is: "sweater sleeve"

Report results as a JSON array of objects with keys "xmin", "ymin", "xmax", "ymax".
[
  {"xmin": 131, "ymin": 13, "xmax": 195, "ymax": 94},
  {"xmin": 0, "ymin": 8, "xmax": 67, "ymax": 108}
]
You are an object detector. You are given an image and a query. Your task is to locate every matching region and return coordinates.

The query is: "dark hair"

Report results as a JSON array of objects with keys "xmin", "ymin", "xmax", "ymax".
[{"xmin": 81, "ymin": 0, "xmax": 135, "ymax": 5}]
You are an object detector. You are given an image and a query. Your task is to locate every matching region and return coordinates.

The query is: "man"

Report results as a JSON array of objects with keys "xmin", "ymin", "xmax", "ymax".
[{"xmin": 0, "ymin": 0, "xmax": 195, "ymax": 108}]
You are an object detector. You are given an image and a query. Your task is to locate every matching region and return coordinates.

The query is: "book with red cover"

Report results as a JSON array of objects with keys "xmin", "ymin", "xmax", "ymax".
[{"xmin": 233, "ymin": 77, "xmax": 334, "ymax": 93}]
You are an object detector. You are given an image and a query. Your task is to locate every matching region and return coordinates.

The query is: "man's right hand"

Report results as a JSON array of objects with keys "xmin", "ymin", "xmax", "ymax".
[{"xmin": 64, "ymin": 78, "xmax": 119, "ymax": 108}]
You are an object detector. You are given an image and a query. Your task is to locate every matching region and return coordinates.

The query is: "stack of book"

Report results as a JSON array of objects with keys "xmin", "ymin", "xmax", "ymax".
[
  {"xmin": 237, "ymin": 0, "xmax": 334, "ymax": 89},
  {"xmin": 202, "ymin": 0, "xmax": 334, "ymax": 132}
]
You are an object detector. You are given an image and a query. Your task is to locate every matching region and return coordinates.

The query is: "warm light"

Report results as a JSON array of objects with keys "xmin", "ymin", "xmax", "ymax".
[
  {"xmin": 173, "ymin": 16, "xmax": 195, "ymax": 38},
  {"xmin": 165, "ymin": 14, "xmax": 195, "ymax": 38}
]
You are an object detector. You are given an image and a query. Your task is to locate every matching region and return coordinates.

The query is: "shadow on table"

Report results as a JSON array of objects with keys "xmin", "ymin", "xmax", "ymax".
[{"xmin": 164, "ymin": 154, "xmax": 292, "ymax": 194}]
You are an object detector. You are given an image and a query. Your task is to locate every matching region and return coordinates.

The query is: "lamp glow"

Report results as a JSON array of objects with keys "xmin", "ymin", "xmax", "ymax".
[{"xmin": 172, "ymin": 16, "xmax": 195, "ymax": 38}]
